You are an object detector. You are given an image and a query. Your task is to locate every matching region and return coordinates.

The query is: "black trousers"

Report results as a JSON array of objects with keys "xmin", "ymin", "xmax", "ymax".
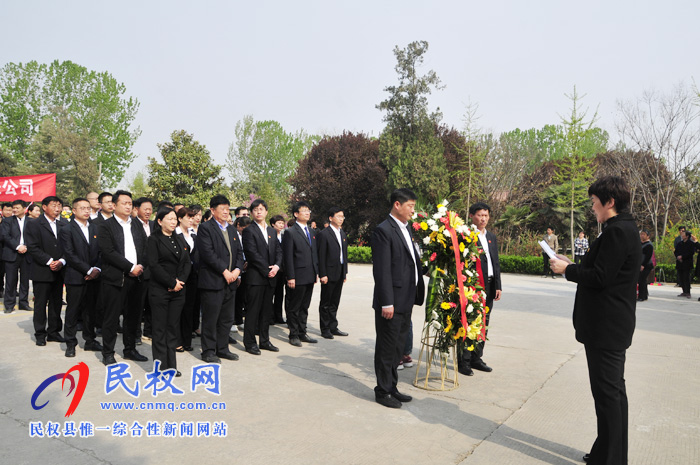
[
  {"xmin": 244, "ymin": 284, "xmax": 273, "ymax": 349},
  {"xmin": 285, "ymin": 283, "xmax": 314, "ymax": 338},
  {"xmin": 585, "ymin": 345, "xmax": 628, "ymax": 465},
  {"xmin": 638, "ymin": 267, "xmax": 652, "ymax": 300},
  {"xmin": 3, "ymin": 254, "xmax": 29, "ymax": 309},
  {"xmin": 233, "ymin": 274, "xmax": 246, "ymax": 326},
  {"xmin": 179, "ymin": 271, "xmax": 199, "ymax": 347},
  {"xmin": 137, "ymin": 280, "xmax": 151, "ymax": 338},
  {"xmin": 33, "ymin": 279, "xmax": 64, "ymax": 341},
  {"xmin": 319, "ymin": 279, "xmax": 344, "ymax": 334},
  {"xmin": 679, "ymin": 263, "xmax": 692, "ymax": 294},
  {"xmin": 150, "ymin": 286, "xmax": 185, "ymax": 370},
  {"xmin": 374, "ymin": 308, "xmax": 412, "ymax": 396},
  {"xmin": 199, "ymin": 285, "xmax": 236, "ymax": 356},
  {"xmin": 101, "ymin": 277, "xmax": 143, "ymax": 358},
  {"xmin": 64, "ymin": 281, "xmax": 99, "ymax": 347},
  {"xmin": 542, "ymin": 252, "xmax": 554, "ymax": 276},
  {"xmin": 272, "ymin": 275, "xmax": 285, "ymax": 323}
]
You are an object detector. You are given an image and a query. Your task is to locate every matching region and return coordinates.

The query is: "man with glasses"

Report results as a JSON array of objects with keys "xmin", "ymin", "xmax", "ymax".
[{"xmin": 317, "ymin": 207, "xmax": 349, "ymax": 339}]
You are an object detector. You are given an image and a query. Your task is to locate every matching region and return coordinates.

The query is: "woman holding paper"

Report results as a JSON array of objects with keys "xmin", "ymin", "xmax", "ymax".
[{"xmin": 550, "ymin": 176, "xmax": 640, "ymax": 465}]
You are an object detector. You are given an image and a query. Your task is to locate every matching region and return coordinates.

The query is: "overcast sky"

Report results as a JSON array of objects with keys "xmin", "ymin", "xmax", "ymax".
[{"xmin": 2, "ymin": 1, "xmax": 698, "ymax": 184}]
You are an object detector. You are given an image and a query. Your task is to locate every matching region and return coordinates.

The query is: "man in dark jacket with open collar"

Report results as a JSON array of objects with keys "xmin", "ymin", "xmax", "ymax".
[
  {"xmin": 371, "ymin": 188, "xmax": 425, "ymax": 409},
  {"xmin": 317, "ymin": 206, "xmax": 349, "ymax": 339},
  {"xmin": 97, "ymin": 190, "xmax": 149, "ymax": 366},
  {"xmin": 2, "ymin": 199, "xmax": 32, "ymax": 313},
  {"xmin": 196, "ymin": 195, "xmax": 244, "ymax": 363},
  {"xmin": 25, "ymin": 196, "xmax": 66, "ymax": 346}
]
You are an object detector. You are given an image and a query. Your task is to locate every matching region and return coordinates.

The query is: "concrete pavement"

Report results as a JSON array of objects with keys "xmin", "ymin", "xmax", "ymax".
[{"xmin": 1, "ymin": 266, "xmax": 698, "ymax": 464}]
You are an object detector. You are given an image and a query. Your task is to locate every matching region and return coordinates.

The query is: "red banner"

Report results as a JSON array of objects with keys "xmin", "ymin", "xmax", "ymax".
[{"xmin": 0, "ymin": 173, "xmax": 56, "ymax": 202}]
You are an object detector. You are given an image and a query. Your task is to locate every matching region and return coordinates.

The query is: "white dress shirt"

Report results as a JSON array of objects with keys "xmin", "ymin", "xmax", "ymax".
[
  {"xmin": 116, "ymin": 215, "xmax": 138, "ymax": 272},
  {"xmin": 478, "ymin": 229, "xmax": 494, "ymax": 278},
  {"xmin": 330, "ymin": 224, "xmax": 344, "ymax": 264},
  {"xmin": 17, "ymin": 215, "xmax": 26, "ymax": 248},
  {"xmin": 389, "ymin": 214, "xmax": 418, "ymax": 285},
  {"xmin": 43, "ymin": 214, "xmax": 66, "ymax": 266}
]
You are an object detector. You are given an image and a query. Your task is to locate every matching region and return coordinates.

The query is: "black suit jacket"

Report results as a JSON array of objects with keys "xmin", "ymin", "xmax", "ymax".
[
  {"xmin": 97, "ymin": 216, "xmax": 149, "ymax": 287},
  {"xmin": 282, "ymin": 222, "xmax": 319, "ymax": 285},
  {"xmin": 59, "ymin": 219, "xmax": 101, "ymax": 286},
  {"xmin": 25, "ymin": 215, "xmax": 65, "ymax": 283},
  {"xmin": 371, "ymin": 216, "xmax": 425, "ymax": 313},
  {"xmin": 195, "ymin": 219, "xmax": 244, "ymax": 291},
  {"xmin": 477, "ymin": 230, "xmax": 502, "ymax": 292},
  {"xmin": 242, "ymin": 222, "xmax": 282, "ymax": 287},
  {"xmin": 317, "ymin": 226, "xmax": 348, "ymax": 282},
  {"xmin": 1, "ymin": 215, "xmax": 29, "ymax": 262},
  {"xmin": 565, "ymin": 213, "xmax": 641, "ymax": 350},
  {"xmin": 148, "ymin": 231, "xmax": 192, "ymax": 290}
]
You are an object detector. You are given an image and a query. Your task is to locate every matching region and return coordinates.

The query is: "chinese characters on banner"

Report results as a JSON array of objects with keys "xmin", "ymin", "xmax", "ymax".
[{"xmin": 0, "ymin": 173, "xmax": 57, "ymax": 202}]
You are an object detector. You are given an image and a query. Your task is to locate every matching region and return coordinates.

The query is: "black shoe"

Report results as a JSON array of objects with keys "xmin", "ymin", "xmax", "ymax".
[
  {"xmin": 103, "ymin": 355, "xmax": 117, "ymax": 365},
  {"xmin": 202, "ymin": 353, "xmax": 221, "ymax": 363},
  {"xmin": 321, "ymin": 332, "xmax": 334, "ymax": 339},
  {"xmin": 47, "ymin": 334, "xmax": 66, "ymax": 343},
  {"xmin": 260, "ymin": 342, "xmax": 279, "ymax": 352},
  {"xmin": 391, "ymin": 390, "xmax": 412, "ymax": 403},
  {"xmin": 83, "ymin": 341, "xmax": 103, "ymax": 352},
  {"xmin": 117, "ymin": 325, "xmax": 123, "ymax": 334},
  {"xmin": 458, "ymin": 364, "xmax": 474, "ymax": 376},
  {"xmin": 275, "ymin": 319, "xmax": 286, "ymax": 324},
  {"xmin": 228, "ymin": 335, "xmax": 238, "ymax": 345},
  {"xmin": 135, "ymin": 337, "xmax": 142, "ymax": 346},
  {"xmin": 183, "ymin": 346, "xmax": 194, "ymax": 351},
  {"xmin": 175, "ymin": 371, "xmax": 182, "ymax": 377},
  {"xmin": 375, "ymin": 393, "xmax": 402, "ymax": 409},
  {"xmin": 289, "ymin": 337, "xmax": 302, "ymax": 347},
  {"xmin": 36, "ymin": 339, "xmax": 46, "ymax": 347},
  {"xmin": 246, "ymin": 346, "xmax": 261, "ymax": 355},
  {"xmin": 3, "ymin": 308, "xmax": 14, "ymax": 314},
  {"xmin": 176, "ymin": 346, "xmax": 185, "ymax": 353},
  {"xmin": 471, "ymin": 360, "xmax": 492, "ymax": 372},
  {"xmin": 217, "ymin": 351, "xmax": 239, "ymax": 361},
  {"xmin": 142, "ymin": 333, "xmax": 152, "ymax": 340},
  {"xmin": 331, "ymin": 329, "xmax": 348, "ymax": 337},
  {"xmin": 583, "ymin": 453, "xmax": 590, "ymax": 463},
  {"xmin": 65, "ymin": 346, "xmax": 76, "ymax": 357},
  {"xmin": 299, "ymin": 334, "xmax": 317, "ymax": 343},
  {"xmin": 18, "ymin": 305, "xmax": 33, "ymax": 311},
  {"xmin": 123, "ymin": 350, "xmax": 148, "ymax": 362}
]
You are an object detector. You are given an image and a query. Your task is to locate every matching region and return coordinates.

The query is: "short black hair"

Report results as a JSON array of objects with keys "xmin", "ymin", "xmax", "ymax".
[
  {"xmin": 234, "ymin": 206, "xmax": 249, "ymax": 216},
  {"xmin": 269, "ymin": 215, "xmax": 284, "ymax": 226},
  {"xmin": 98, "ymin": 192, "xmax": 112, "ymax": 203},
  {"xmin": 173, "ymin": 203, "xmax": 184, "ymax": 209},
  {"xmin": 250, "ymin": 199, "xmax": 268, "ymax": 211},
  {"xmin": 111, "ymin": 190, "xmax": 132, "ymax": 206},
  {"xmin": 210, "ymin": 195, "xmax": 230, "ymax": 209},
  {"xmin": 588, "ymin": 176, "xmax": 631, "ymax": 213},
  {"xmin": 202, "ymin": 210, "xmax": 212, "ymax": 222},
  {"xmin": 235, "ymin": 216, "xmax": 252, "ymax": 228},
  {"xmin": 28, "ymin": 203, "xmax": 40, "ymax": 212},
  {"xmin": 678, "ymin": 225, "xmax": 686, "ymax": 231},
  {"xmin": 156, "ymin": 207, "xmax": 177, "ymax": 222},
  {"xmin": 157, "ymin": 200, "xmax": 174, "ymax": 211},
  {"xmin": 390, "ymin": 188, "xmax": 417, "ymax": 206},
  {"xmin": 469, "ymin": 202, "xmax": 491, "ymax": 215},
  {"xmin": 41, "ymin": 196, "xmax": 63, "ymax": 206},
  {"xmin": 640, "ymin": 230, "xmax": 650, "ymax": 236},
  {"xmin": 2, "ymin": 202, "xmax": 12, "ymax": 209},
  {"xmin": 11, "ymin": 199, "xmax": 26, "ymax": 207},
  {"xmin": 327, "ymin": 206, "xmax": 343, "ymax": 219},
  {"xmin": 72, "ymin": 197, "xmax": 89, "ymax": 207},
  {"xmin": 133, "ymin": 197, "xmax": 153, "ymax": 209},
  {"xmin": 292, "ymin": 201, "xmax": 311, "ymax": 215},
  {"xmin": 189, "ymin": 204, "xmax": 202, "ymax": 214}
]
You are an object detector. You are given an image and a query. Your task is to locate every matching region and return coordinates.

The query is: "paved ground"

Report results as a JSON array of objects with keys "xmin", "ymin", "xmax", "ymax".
[{"xmin": 1, "ymin": 265, "xmax": 698, "ymax": 464}]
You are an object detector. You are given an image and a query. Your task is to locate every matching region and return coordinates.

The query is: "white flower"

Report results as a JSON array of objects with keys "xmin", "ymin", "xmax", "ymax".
[
  {"xmin": 457, "ymin": 224, "xmax": 470, "ymax": 235},
  {"xmin": 471, "ymin": 224, "xmax": 479, "ymax": 231},
  {"xmin": 423, "ymin": 236, "xmax": 431, "ymax": 245},
  {"xmin": 427, "ymin": 219, "xmax": 436, "ymax": 227},
  {"xmin": 443, "ymin": 229, "xmax": 451, "ymax": 238},
  {"xmin": 430, "ymin": 224, "xmax": 439, "ymax": 232},
  {"xmin": 481, "ymin": 291, "xmax": 487, "ymax": 298},
  {"xmin": 433, "ymin": 212, "xmax": 444, "ymax": 220},
  {"xmin": 463, "ymin": 248, "xmax": 469, "ymax": 258},
  {"xmin": 431, "ymin": 321, "xmax": 442, "ymax": 330},
  {"xmin": 437, "ymin": 205, "xmax": 447, "ymax": 214},
  {"xmin": 412, "ymin": 213, "xmax": 417, "ymax": 219},
  {"xmin": 431, "ymin": 310, "xmax": 439, "ymax": 321},
  {"xmin": 466, "ymin": 270, "xmax": 473, "ymax": 277},
  {"xmin": 466, "ymin": 304, "xmax": 474, "ymax": 314}
]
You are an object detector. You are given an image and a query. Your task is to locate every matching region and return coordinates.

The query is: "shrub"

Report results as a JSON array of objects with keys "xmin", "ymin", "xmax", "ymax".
[
  {"xmin": 348, "ymin": 246, "xmax": 372, "ymax": 263},
  {"xmin": 499, "ymin": 255, "xmax": 543, "ymax": 274}
]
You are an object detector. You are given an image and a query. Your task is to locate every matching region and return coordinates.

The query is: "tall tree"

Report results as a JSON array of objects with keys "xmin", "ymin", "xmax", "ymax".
[
  {"xmin": 147, "ymin": 130, "xmax": 226, "ymax": 206},
  {"xmin": 0, "ymin": 60, "xmax": 140, "ymax": 187}
]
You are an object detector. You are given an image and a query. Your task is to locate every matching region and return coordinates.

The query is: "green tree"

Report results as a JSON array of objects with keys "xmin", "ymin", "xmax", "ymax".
[
  {"xmin": 226, "ymin": 115, "xmax": 318, "ymax": 215},
  {"xmin": 21, "ymin": 108, "xmax": 99, "ymax": 199},
  {"xmin": 0, "ymin": 60, "xmax": 140, "ymax": 187},
  {"xmin": 126, "ymin": 170, "xmax": 150, "ymax": 199},
  {"xmin": 147, "ymin": 130, "xmax": 226, "ymax": 206}
]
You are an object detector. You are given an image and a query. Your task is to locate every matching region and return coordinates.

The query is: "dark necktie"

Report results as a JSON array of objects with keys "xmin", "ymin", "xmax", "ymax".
[{"xmin": 305, "ymin": 226, "xmax": 312, "ymax": 246}]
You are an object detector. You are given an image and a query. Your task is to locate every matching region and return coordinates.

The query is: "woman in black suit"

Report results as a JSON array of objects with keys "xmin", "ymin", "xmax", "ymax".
[
  {"xmin": 176, "ymin": 207, "xmax": 199, "ymax": 352},
  {"xmin": 148, "ymin": 208, "xmax": 191, "ymax": 376},
  {"xmin": 551, "ymin": 176, "xmax": 641, "ymax": 465}
]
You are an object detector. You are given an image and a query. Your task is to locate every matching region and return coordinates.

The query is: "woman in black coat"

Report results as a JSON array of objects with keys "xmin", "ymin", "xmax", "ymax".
[
  {"xmin": 551, "ymin": 176, "xmax": 641, "ymax": 465},
  {"xmin": 176, "ymin": 207, "xmax": 199, "ymax": 352},
  {"xmin": 148, "ymin": 208, "xmax": 191, "ymax": 376}
]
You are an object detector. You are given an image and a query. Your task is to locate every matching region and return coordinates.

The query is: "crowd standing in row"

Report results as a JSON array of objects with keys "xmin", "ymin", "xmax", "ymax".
[{"xmin": 0, "ymin": 192, "xmax": 350, "ymax": 376}]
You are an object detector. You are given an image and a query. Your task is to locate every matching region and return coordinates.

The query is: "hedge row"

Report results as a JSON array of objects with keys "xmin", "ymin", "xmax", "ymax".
[{"xmin": 347, "ymin": 248, "xmax": 682, "ymax": 283}]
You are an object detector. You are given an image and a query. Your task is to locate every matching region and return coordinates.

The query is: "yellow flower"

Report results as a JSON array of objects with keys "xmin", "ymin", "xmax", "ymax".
[
  {"xmin": 467, "ymin": 345, "xmax": 475, "ymax": 351},
  {"xmin": 420, "ymin": 221, "xmax": 428, "ymax": 230},
  {"xmin": 440, "ymin": 302, "xmax": 451, "ymax": 310},
  {"xmin": 443, "ymin": 315, "xmax": 453, "ymax": 333},
  {"xmin": 453, "ymin": 326, "xmax": 466, "ymax": 339},
  {"xmin": 459, "ymin": 242, "xmax": 465, "ymax": 253},
  {"xmin": 447, "ymin": 284, "xmax": 456, "ymax": 294},
  {"xmin": 436, "ymin": 268, "xmax": 447, "ymax": 276},
  {"xmin": 484, "ymin": 306, "xmax": 490, "ymax": 314},
  {"xmin": 466, "ymin": 314, "xmax": 483, "ymax": 340}
]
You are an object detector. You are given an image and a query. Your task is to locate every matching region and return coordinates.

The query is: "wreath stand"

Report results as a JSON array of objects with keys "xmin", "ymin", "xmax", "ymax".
[{"xmin": 413, "ymin": 323, "xmax": 459, "ymax": 391}]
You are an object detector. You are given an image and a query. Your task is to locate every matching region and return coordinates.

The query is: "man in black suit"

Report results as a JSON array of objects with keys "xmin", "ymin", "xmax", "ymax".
[
  {"xmin": 196, "ymin": 195, "xmax": 245, "ymax": 363},
  {"xmin": 2, "ymin": 199, "xmax": 31, "ymax": 313},
  {"xmin": 97, "ymin": 190, "xmax": 149, "ymax": 365},
  {"xmin": 60, "ymin": 198, "xmax": 103, "ymax": 357},
  {"xmin": 134, "ymin": 197, "xmax": 155, "ymax": 342},
  {"xmin": 90, "ymin": 192, "xmax": 114, "ymax": 225},
  {"xmin": 1, "ymin": 202, "xmax": 16, "ymax": 299},
  {"xmin": 241, "ymin": 199, "xmax": 282, "ymax": 355},
  {"xmin": 371, "ymin": 188, "xmax": 425, "ymax": 409},
  {"xmin": 317, "ymin": 206, "xmax": 349, "ymax": 339},
  {"xmin": 282, "ymin": 201, "xmax": 319, "ymax": 347},
  {"xmin": 25, "ymin": 196, "xmax": 66, "ymax": 346},
  {"xmin": 458, "ymin": 202, "xmax": 502, "ymax": 376}
]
